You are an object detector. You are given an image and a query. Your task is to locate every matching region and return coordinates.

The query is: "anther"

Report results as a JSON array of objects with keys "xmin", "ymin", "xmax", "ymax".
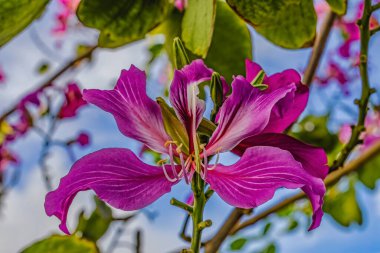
[{"xmin": 176, "ymin": 143, "xmax": 183, "ymax": 154}]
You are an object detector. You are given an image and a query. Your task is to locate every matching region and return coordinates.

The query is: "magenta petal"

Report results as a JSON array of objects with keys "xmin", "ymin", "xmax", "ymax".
[
  {"xmin": 45, "ymin": 148, "xmax": 179, "ymax": 234},
  {"xmin": 245, "ymin": 60, "xmax": 309, "ymax": 133},
  {"xmin": 245, "ymin": 59, "xmax": 264, "ymax": 83},
  {"xmin": 206, "ymin": 76, "xmax": 296, "ymax": 154},
  {"xmin": 233, "ymin": 133, "xmax": 329, "ymax": 179},
  {"xmin": 169, "ymin": 60, "xmax": 213, "ymax": 133},
  {"xmin": 206, "ymin": 146, "xmax": 325, "ymax": 230},
  {"xmin": 263, "ymin": 70, "xmax": 308, "ymax": 133},
  {"xmin": 83, "ymin": 65, "xmax": 169, "ymax": 154}
]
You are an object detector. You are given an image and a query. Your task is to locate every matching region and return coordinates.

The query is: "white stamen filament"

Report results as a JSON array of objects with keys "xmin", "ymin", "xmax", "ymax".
[
  {"xmin": 161, "ymin": 162, "xmax": 177, "ymax": 182},
  {"xmin": 201, "ymin": 147, "xmax": 208, "ymax": 179},
  {"xmin": 179, "ymin": 152, "xmax": 189, "ymax": 184}
]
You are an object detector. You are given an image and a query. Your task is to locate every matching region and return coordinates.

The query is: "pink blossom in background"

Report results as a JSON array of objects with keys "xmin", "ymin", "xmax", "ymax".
[
  {"xmin": 315, "ymin": 60, "xmax": 350, "ymax": 89},
  {"xmin": 58, "ymin": 83, "xmax": 87, "ymax": 119},
  {"xmin": 45, "ymin": 60, "xmax": 327, "ymax": 234},
  {"xmin": 339, "ymin": 111, "xmax": 380, "ymax": 150},
  {"xmin": 75, "ymin": 132, "xmax": 90, "ymax": 147},
  {"xmin": 0, "ymin": 146, "xmax": 18, "ymax": 173},
  {"xmin": 52, "ymin": 0, "xmax": 81, "ymax": 35},
  {"xmin": 174, "ymin": 0, "xmax": 188, "ymax": 11},
  {"xmin": 0, "ymin": 66, "xmax": 5, "ymax": 84}
]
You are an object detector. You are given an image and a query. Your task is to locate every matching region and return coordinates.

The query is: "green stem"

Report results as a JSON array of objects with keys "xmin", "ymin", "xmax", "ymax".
[
  {"xmin": 372, "ymin": 2, "xmax": 380, "ymax": 12},
  {"xmin": 190, "ymin": 172, "xmax": 206, "ymax": 252},
  {"xmin": 370, "ymin": 26, "xmax": 380, "ymax": 36},
  {"xmin": 330, "ymin": 0, "xmax": 373, "ymax": 172}
]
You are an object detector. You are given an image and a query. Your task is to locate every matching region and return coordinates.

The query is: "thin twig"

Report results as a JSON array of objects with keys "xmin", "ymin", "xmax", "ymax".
[
  {"xmin": 372, "ymin": 3, "xmax": 380, "ymax": 12},
  {"xmin": 0, "ymin": 45, "xmax": 97, "ymax": 123},
  {"xmin": 370, "ymin": 26, "xmax": 380, "ymax": 36},
  {"xmin": 204, "ymin": 208, "xmax": 246, "ymax": 253},
  {"xmin": 330, "ymin": 0, "xmax": 373, "ymax": 172},
  {"xmin": 303, "ymin": 10, "xmax": 336, "ymax": 86}
]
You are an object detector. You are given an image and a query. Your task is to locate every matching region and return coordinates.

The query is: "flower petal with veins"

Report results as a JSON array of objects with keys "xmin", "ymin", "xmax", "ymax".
[{"xmin": 45, "ymin": 148, "xmax": 180, "ymax": 234}]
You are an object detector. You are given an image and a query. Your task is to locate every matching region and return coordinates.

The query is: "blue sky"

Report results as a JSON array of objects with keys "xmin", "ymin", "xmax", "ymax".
[{"xmin": 1, "ymin": 1, "xmax": 380, "ymax": 253}]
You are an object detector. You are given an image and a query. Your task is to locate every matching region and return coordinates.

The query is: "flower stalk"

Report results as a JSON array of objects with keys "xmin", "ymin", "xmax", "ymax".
[{"xmin": 190, "ymin": 171, "xmax": 207, "ymax": 252}]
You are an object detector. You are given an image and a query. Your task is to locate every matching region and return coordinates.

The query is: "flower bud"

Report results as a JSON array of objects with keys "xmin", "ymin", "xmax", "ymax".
[{"xmin": 173, "ymin": 37, "xmax": 190, "ymax": 69}]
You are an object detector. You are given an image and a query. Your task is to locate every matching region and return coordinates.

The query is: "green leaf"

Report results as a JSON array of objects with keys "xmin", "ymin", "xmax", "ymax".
[
  {"xmin": 286, "ymin": 219, "xmax": 299, "ymax": 232},
  {"xmin": 261, "ymin": 222, "xmax": 272, "ymax": 236},
  {"xmin": 148, "ymin": 43, "xmax": 164, "ymax": 64},
  {"xmin": 260, "ymin": 243, "xmax": 277, "ymax": 253},
  {"xmin": 198, "ymin": 118, "xmax": 217, "ymax": 137},
  {"xmin": 181, "ymin": 0, "xmax": 216, "ymax": 57},
  {"xmin": 77, "ymin": 0, "xmax": 170, "ymax": 48},
  {"xmin": 326, "ymin": 0, "xmax": 347, "ymax": 15},
  {"xmin": 226, "ymin": 0, "xmax": 316, "ymax": 49},
  {"xmin": 37, "ymin": 62, "xmax": 50, "ymax": 75},
  {"xmin": 204, "ymin": 0, "xmax": 252, "ymax": 82},
  {"xmin": 324, "ymin": 180, "xmax": 363, "ymax": 227},
  {"xmin": 156, "ymin": 0, "xmax": 252, "ymax": 83},
  {"xmin": 230, "ymin": 237, "xmax": 248, "ymax": 251},
  {"xmin": 0, "ymin": 0, "xmax": 49, "ymax": 47},
  {"xmin": 21, "ymin": 235, "xmax": 98, "ymax": 253},
  {"xmin": 358, "ymin": 154, "xmax": 380, "ymax": 190},
  {"xmin": 76, "ymin": 197, "xmax": 113, "ymax": 242},
  {"xmin": 157, "ymin": 97, "xmax": 189, "ymax": 154}
]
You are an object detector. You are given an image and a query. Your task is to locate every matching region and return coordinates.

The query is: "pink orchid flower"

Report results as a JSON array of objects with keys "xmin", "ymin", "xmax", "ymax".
[
  {"xmin": 45, "ymin": 60, "xmax": 327, "ymax": 234},
  {"xmin": 58, "ymin": 83, "xmax": 87, "ymax": 119}
]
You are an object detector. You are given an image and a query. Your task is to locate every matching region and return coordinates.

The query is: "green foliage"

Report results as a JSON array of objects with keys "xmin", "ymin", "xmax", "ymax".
[
  {"xmin": 157, "ymin": 97, "xmax": 190, "ymax": 154},
  {"xmin": 291, "ymin": 115, "xmax": 339, "ymax": 153},
  {"xmin": 326, "ymin": 0, "xmax": 347, "ymax": 15},
  {"xmin": 182, "ymin": 0, "xmax": 216, "ymax": 58},
  {"xmin": 37, "ymin": 62, "xmax": 50, "ymax": 75},
  {"xmin": 76, "ymin": 197, "xmax": 113, "ymax": 242},
  {"xmin": 156, "ymin": 0, "xmax": 251, "ymax": 83},
  {"xmin": 358, "ymin": 154, "xmax": 380, "ymax": 190},
  {"xmin": 324, "ymin": 179, "xmax": 363, "ymax": 227},
  {"xmin": 257, "ymin": 242, "xmax": 277, "ymax": 253},
  {"xmin": 226, "ymin": 0, "xmax": 316, "ymax": 49},
  {"xmin": 77, "ymin": 0, "xmax": 170, "ymax": 48},
  {"xmin": 229, "ymin": 237, "xmax": 248, "ymax": 251},
  {"xmin": 204, "ymin": 0, "xmax": 251, "ymax": 82},
  {"xmin": 21, "ymin": 235, "xmax": 98, "ymax": 253},
  {"xmin": 0, "ymin": 0, "xmax": 49, "ymax": 47},
  {"xmin": 148, "ymin": 43, "xmax": 164, "ymax": 64},
  {"xmin": 286, "ymin": 219, "xmax": 299, "ymax": 232},
  {"xmin": 261, "ymin": 222, "xmax": 272, "ymax": 236}
]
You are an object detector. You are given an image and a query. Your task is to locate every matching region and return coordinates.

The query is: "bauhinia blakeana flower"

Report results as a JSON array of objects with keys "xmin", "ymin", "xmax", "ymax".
[{"xmin": 45, "ymin": 60, "xmax": 328, "ymax": 233}]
